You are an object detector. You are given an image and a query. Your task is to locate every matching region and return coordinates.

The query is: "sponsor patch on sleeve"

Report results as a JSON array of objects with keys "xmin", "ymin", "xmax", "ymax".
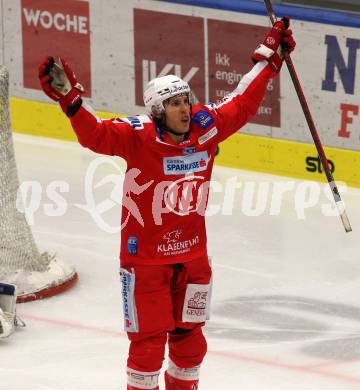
[
  {"xmin": 198, "ymin": 127, "xmax": 218, "ymax": 145},
  {"xmin": 192, "ymin": 109, "xmax": 215, "ymax": 129}
]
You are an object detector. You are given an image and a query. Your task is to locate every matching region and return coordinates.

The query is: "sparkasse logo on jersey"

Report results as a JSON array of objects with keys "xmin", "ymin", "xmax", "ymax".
[
  {"xmin": 163, "ymin": 152, "xmax": 209, "ymax": 175},
  {"xmin": 21, "ymin": 0, "xmax": 91, "ymax": 96}
]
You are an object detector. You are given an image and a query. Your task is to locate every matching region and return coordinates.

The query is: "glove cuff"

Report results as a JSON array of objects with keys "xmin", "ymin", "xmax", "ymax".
[
  {"xmin": 59, "ymin": 88, "xmax": 83, "ymax": 117},
  {"xmin": 252, "ymin": 44, "xmax": 275, "ymax": 60},
  {"xmin": 252, "ymin": 48, "xmax": 284, "ymax": 73},
  {"xmin": 67, "ymin": 98, "xmax": 83, "ymax": 117},
  {"xmin": 268, "ymin": 52, "xmax": 284, "ymax": 73}
]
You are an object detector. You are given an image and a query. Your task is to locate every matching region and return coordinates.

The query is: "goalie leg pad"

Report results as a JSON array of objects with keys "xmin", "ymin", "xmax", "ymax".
[
  {"xmin": 0, "ymin": 283, "xmax": 17, "ymax": 339},
  {"xmin": 0, "ymin": 308, "xmax": 14, "ymax": 338}
]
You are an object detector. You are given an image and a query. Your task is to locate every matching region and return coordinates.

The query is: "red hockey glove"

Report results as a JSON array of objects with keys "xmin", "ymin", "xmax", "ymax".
[
  {"xmin": 38, "ymin": 56, "xmax": 84, "ymax": 116},
  {"xmin": 252, "ymin": 16, "xmax": 296, "ymax": 72},
  {"xmin": 281, "ymin": 28, "xmax": 296, "ymax": 55}
]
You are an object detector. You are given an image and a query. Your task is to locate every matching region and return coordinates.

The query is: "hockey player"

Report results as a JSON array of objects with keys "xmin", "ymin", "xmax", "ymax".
[{"xmin": 39, "ymin": 18, "xmax": 295, "ymax": 390}]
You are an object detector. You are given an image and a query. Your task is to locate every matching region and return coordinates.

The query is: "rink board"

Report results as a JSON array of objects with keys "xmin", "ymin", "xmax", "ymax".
[
  {"xmin": 3, "ymin": 0, "xmax": 359, "ymax": 151},
  {"xmin": 10, "ymin": 97, "xmax": 360, "ymax": 188},
  {"xmin": 5, "ymin": 1, "xmax": 359, "ymax": 188}
]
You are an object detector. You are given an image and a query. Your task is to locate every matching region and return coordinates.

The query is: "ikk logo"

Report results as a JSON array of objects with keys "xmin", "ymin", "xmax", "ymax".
[
  {"xmin": 207, "ymin": 19, "xmax": 280, "ymax": 127},
  {"xmin": 21, "ymin": 0, "xmax": 91, "ymax": 96},
  {"xmin": 134, "ymin": 8, "xmax": 205, "ymax": 107}
]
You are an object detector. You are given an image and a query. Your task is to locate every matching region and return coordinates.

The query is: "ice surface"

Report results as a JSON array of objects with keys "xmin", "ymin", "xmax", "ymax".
[{"xmin": 2, "ymin": 134, "xmax": 360, "ymax": 389}]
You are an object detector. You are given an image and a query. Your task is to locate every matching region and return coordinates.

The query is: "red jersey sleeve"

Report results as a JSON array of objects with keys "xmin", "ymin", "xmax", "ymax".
[
  {"xmin": 213, "ymin": 61, "xmax": 276, "ymax": 143},
  {"xmin": 69, "ymin": 104, "xmax": 141, "ymax": 160}
]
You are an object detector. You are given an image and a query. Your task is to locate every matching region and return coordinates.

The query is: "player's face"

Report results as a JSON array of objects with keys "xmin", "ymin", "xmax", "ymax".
[{"xmin": 164, "ymin": 94, "xmax": 191, "ymax": 134}]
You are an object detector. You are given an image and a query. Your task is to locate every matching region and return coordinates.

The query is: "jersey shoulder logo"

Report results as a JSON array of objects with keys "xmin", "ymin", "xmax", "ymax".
[
  {"xmin": 192, "ymin": 109, "xmax": 215, "ymax": 129},
  {"xmin": 204, "ymin": 103, "xmax": 218, "ymax": 112},
  {"xmin": 115, "ymin": 115, "xmax": 152, "ymax": 130}
]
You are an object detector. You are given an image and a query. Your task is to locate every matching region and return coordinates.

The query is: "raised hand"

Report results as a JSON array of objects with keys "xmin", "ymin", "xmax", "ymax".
[{"xmin": 38, "ymin": 56, "xmax": 84, "ymax": 116}]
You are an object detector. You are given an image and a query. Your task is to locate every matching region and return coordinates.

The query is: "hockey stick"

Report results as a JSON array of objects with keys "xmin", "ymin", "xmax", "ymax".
[{"xmin": 263, "ymin": 0, "xmax": 352, "ymax": 233}]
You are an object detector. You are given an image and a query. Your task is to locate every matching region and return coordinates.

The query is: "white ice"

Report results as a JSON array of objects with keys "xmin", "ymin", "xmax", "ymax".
[{"xmin": 2, "ymin": 133, "xmax": 360, "ymax": 390}]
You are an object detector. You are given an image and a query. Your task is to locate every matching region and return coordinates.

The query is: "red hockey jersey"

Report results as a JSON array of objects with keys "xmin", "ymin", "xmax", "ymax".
[{"xmin": 69, "ymin": 61, "xmax": 276, "ymax": 265}]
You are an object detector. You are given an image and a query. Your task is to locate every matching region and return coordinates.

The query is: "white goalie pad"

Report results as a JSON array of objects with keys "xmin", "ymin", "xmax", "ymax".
[
  {"xmin": 0, "ymin": 283, "xmax": 17, "ymax": 338},
  {"xmin": 0, "ymin": 66, "xmax": 78, "ymax": 303}
]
